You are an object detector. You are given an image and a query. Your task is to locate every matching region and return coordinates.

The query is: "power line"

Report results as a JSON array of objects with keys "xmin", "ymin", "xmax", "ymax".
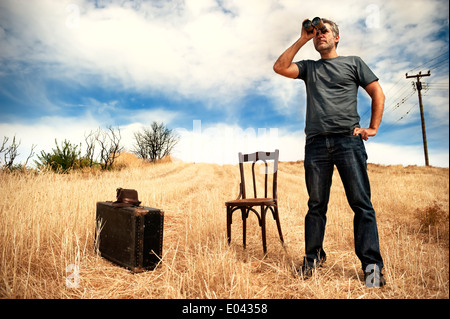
[
  {"xmin": 407, "ymin": 50, "xmax": 449, "ymax": 74},
  {"xmin": 360, "ymin": 81, "xmax": 416, "ymax": 125},
  {"xmin": 423, "ymin": 82, "xmax": 449, "ymax": 92},
  {"xmin": 380, "ymin": 103, "xmax": 418, "ymax": 133},
  {"xmin": 395, "ymin": 103, "xmax": 417, "ymax": 123},
  {"xmin": 428, "ymin": 58, "xmax": 449, "ymax": 72},
  {"xmin": 386, "ymin": 89, "xmax": 416, "ymax": 114},
  {"xmin": 386, "ymin": 83, "xmax": 416, "ymax": 110},
  {"xmin": 360, "ymin": 52, "xmax": 448, "ymax": 134}
]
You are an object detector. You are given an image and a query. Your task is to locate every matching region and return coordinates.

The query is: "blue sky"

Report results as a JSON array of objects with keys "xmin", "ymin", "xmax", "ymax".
[{"xmin": 0, "ymin": 0, "xmax": 448, "ymax": 166}]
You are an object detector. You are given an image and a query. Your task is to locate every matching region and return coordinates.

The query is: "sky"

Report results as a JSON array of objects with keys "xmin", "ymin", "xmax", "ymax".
[{"xmin": 0, "ymin": 0, "xmax": 449, "ymax": 167}]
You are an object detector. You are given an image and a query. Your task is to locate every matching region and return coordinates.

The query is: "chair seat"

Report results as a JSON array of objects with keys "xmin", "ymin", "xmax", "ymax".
[{"xmin": 225, "ymin": 198, "xmax": 276, "ymax": 207}]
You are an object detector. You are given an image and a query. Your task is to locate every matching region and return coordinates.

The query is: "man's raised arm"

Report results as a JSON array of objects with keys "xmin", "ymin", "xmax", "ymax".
[{"xmin": 273, "ymin": 20, "xmax": 316, "ymax": 78}]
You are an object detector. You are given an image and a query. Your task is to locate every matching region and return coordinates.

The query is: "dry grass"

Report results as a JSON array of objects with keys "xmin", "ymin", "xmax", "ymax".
[{"xmin": 0, "ymin": 153, "xmax": 448, "ymax": 299}]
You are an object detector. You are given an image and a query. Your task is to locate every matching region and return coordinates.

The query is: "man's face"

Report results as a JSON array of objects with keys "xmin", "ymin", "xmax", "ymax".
[{"xmin": 313, "ymin": 23, "xmax": 339, "ymax": 53}]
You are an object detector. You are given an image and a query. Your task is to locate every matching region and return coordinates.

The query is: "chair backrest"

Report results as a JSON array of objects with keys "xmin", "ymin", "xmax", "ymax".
[{"xmin": 238, "ymin": 150, "xmax": 279, "ymax": 200}]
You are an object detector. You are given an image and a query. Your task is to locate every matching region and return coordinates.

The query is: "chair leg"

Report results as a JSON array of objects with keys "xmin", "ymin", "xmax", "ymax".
[
  {"xmin": 261, "ymin": 206, "xmax": 267, "ymax": 255},
  {"xmin": 274, "ymin": 206, "xmax": 284, "ymax": 244},
  {"xmin": 241, "ymin": 208, "xmax": 247, "ymax": 249},
  {"xmin": 226, "ymin": 207, "xmax": 232, "ymax": 245}
]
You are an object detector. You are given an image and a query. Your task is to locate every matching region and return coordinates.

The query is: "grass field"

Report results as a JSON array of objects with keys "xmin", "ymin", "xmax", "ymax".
[{"xmin": 1, "ymin": 153, "xmax": 448, "ymax": 299}]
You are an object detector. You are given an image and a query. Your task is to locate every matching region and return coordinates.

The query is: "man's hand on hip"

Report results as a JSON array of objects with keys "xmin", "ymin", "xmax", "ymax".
[{"xmin": 353, "ymin": 127, "xmax": 377, "ymax": 141}]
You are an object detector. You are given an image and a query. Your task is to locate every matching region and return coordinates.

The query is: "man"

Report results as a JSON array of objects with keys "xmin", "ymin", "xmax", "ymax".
[{"xmin": 273, "ymin": 18, "xmax": 386, "ymax": 287}]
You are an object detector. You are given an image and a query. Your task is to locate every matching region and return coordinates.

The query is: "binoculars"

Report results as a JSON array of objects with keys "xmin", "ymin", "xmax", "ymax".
[{"xmin": 303, "ymin": 17, "xmax": 327, "ymax": 33}]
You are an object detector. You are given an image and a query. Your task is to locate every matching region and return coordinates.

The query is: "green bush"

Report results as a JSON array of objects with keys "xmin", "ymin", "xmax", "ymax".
[{"xmin": 35, "ymin": 139, "xmax": 88, "ymax": 173}]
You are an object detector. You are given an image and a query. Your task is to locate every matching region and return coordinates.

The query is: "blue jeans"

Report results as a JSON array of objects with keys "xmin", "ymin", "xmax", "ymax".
[{"xmin": 304, "ymin": 133, "xmax": 383, "ymax": 271}]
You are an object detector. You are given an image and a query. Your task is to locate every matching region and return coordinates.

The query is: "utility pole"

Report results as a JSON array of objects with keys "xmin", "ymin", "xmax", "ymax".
[{"xmin": 405, "ymin": 70, "xmax": 431, "ymax": 166}]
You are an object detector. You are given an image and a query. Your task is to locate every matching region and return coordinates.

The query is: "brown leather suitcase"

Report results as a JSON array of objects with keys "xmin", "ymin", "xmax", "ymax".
[{"xmin": 95, "ymin": 198, "xmax": 164, "ymax": 273}]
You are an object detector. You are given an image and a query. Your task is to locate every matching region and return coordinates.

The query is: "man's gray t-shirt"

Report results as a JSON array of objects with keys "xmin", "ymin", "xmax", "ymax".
[{"xmin": 295, "ymin": 56, "xmax": 378, "ymax": 138}]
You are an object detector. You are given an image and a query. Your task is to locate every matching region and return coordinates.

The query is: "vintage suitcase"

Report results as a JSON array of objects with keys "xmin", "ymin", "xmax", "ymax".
[{"xmin": 95, "ymin": 196, "xmax": 164, "ymax": 273}]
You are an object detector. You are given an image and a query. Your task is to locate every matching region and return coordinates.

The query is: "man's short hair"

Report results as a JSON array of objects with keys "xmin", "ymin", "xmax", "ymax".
[{"xmin": 322, "ymin": 18, "xmax": 340, "ymax": 48}]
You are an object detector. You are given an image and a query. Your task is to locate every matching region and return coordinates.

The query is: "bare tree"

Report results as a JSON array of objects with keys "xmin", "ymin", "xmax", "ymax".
[
  {"xmin": 2, "ymin": 136, "xmax": 20, "ymax": 170},
  {"xmin": 0, "ymin": 135, "xmax": 36, "ymax": 170},
  {"xmin": 96, "ymin": 126, "xmax": 124, "ymax": 170},
  {"xmin": 0, "ymin": 136, "xmax": 10, "ymax": 168},
  {"xmin": 23, "ymin": 144, "xmax": 37, "ymax": 168},
  {"xmin": 0, "ymin": 137, "xmax": 8, "ymax": 155},
  {"xmin": 133, "ymin": 122, "xmax": 179, "ymax": 162},
  {"xmin": 84, "ymin": 129, "xmax": 100, "ymax": 167}
]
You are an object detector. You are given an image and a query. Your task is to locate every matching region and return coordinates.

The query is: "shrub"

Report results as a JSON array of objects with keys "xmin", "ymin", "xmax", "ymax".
[
  {"xmin": 415, "ymin": 202, "xmax": 449, "ymax": 246},
  {"xmin": 35, "ymin": 139, "xmax": 85, "ymax": 173},
  {"xmin": 416, "ymin": 202, "xmax": 446, "ymax": 228}
]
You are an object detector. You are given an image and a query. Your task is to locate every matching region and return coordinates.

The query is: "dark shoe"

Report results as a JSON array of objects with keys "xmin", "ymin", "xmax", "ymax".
[
  {"xmin": 364, "ymin": 264, "xmax": 386, "ymax": 288},
  {"xmin": 296, "ymin": 264, "xmax": 314, "ymax": 279},
  {"xmin": 296, "ymin": 256, "xmax": 323, "ymax": 279},
  {"xmin": 295, "ymin": 256, "xmax": 327, "ymax": 279}
]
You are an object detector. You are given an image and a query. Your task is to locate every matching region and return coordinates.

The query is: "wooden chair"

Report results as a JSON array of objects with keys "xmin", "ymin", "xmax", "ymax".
[{"xmin": 225, "ymin": 150, "xmax": 284, "ymax": 255}]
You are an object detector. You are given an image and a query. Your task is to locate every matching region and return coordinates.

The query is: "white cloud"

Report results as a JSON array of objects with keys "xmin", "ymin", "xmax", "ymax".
[
  {"xmin": 1, "ymin": 0, "xmax": 447, "ymax": 108},
  {"xmin": 365, "ymin": 141, "xmax": 449, "ymax": 168},
  {"xmin": 0, "ymin": 116, "xmax": 101, "ymax": 166},
  {"xmin": 172, "ymin": 120, "xmax": 449, "ymax": 167},
  {"xmin": 79, "ymin": 98, "xmax": 179, "ymax": 127}
]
